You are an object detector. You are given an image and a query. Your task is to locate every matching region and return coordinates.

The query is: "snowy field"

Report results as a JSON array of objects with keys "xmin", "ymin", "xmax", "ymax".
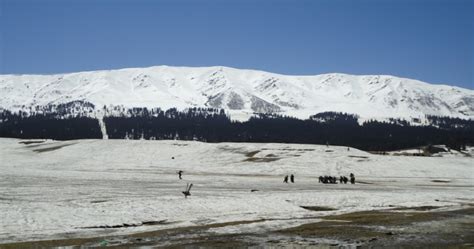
[{"xmin": 0, "ymin": 138, "xmax": 473, "ymax": 244}]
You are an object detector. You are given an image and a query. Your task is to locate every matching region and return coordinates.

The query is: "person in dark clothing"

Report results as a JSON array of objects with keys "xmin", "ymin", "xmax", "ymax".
[
  {"xmin": 283, "ymin": 175, "xmax": 289, "ymax": 183},
  {"xmin": 350, "ymin": 173, "xmax": 355, "ymax": 184},
  {"xmin": 290, "ymin": 174, "xmax": 295, "ymax": 183},
  {"xmin": 339, "ymin": 176, "xmax": 343, "ymax": 184},
  {"xmin": 343, "ymin": 176, "xmax": 348, "ymax": 184},
  {"xmin": 177, "ymin": 170, "xmax": 183, "ymax": 179}
]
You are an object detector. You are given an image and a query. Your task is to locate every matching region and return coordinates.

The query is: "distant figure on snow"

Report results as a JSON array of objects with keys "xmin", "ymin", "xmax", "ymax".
[
  {"xmin": 350, "ymin": 173, "xmax": 355, "ymax": 184},
  {"xmin": 177, "ymin": 170, "xmax": 183, "ymax": 179},
  {"xmin": 182, "ymin": 183, "xmax": 193, "ymax": 198},
  {"xmin": 343, "ymin": 176, "xmax": 348, "ymax": 184},
  {"xmin": 339, "ymin": 176, "xmax": 343, "ymax": 184},
  {"xmin": 283, "ymin": 175, "xmax": 289, "ymax": 183},
  {"xmin": 290, "ymin": 174, "xmax": 295, "ymax": 183}
]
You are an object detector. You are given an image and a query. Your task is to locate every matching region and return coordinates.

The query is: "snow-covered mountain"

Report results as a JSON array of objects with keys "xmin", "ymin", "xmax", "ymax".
[{"xmin": 0, "ymin": 65, "xmax": 473, "ymax": 120}]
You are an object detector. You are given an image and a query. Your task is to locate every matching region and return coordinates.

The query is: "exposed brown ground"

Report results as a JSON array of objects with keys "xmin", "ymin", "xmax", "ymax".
[
  {"xmin": 1, "ymin": 206, "xmax": 473, "ymax": 249},
  {"xmin": 279, "ymin": 206, "xmax": 474, "ymax": 248}
]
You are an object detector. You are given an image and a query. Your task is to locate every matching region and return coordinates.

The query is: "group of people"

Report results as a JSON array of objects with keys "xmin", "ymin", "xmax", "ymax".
[
  {"xmin": 283, "ymin": 174, "xmax": 295, "ymax": 183},
  {"xmin": 319, "ymin": 175, "xmax": 339, "ymax": 184},
  {"xmin": 178, "ymin": 167, "xmax": 356, "ymax": 198},
  {"xmin": 319, "ymin": 173, "xmax": 355, "ymax": 184},
  {"xmin": 282, "ymin": 173, "xmax": 355, "ymax": 184}
]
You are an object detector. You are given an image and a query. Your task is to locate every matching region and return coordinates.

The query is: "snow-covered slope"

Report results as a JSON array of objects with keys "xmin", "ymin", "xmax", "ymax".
[{"xmin": 0, "ymin": 66, "xmax": 473, "ymax": 120}]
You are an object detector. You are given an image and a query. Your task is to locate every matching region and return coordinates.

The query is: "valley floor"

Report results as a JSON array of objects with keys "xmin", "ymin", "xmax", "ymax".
[{"xmin": 0, "ymin": 138, "xmax": 472, "ymax": 248}]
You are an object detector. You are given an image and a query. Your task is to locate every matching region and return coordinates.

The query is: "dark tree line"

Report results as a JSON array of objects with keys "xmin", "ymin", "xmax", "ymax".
[
  {"xmin": 0, "ymin": 110, "xmax": 102, "ymax": 140},
  {"xmin": 426, "ymin": 115, "xmax": 474, "ymax": 130},
  {"xmin": 104, "ymin": 109, "xmax": 473, "ymax": 151},
  {"xmin": 105, "ymin": 108, "xmax": 230, "ymax": 141},
  {"xmin": 0, "ymin": 106, "xmax": 472, "ymax": 151}
]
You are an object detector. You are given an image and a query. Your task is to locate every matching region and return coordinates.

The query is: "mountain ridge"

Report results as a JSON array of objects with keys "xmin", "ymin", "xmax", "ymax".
[
  {"xmin": 0, "ymin": 65, "xmax": 470, "ymax": 87},
  {"xmin": 1, "ymin": 65, "xmax": 473, "ymax": 121}
]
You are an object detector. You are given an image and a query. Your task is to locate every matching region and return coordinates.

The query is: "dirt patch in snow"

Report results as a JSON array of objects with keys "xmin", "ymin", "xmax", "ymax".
[
  {"xmin": 245, "ymin": 150, "xmax": 260, "ymax": 157},
  {"xmin": 78, "ymin": 220, "xmax": 171, "ymax": 229},
  {"xmin": 243, "ymin": 157, "xmax": 281, "ymax": 162},
  {"xmin": 300, "ymin": 206, "xmax": 337, "ymax": 212},
  {"xmin": 390, "ymin": 206, "xmax": 441, "ymax": 211},
  {"xmin": 90, "ymin": 200, "xmax": 108, "ymax": 204},
  {"xmin": 432, "ymin": 179, "xmax": 451, "ymax": 183},
  {"xmin": 348, "ymin": 155, "xmax": 369, "ymax": 159},
  {"xmin": 265, "ymin": 153, "xmax": 277, "ymax": 157},
  {"xmin": 18, "ymin": 140, "xmax": 45, "ymax": 145},
  {"xmin": 32, "ymin": 143, "xmax": 76, "ymax": 153}
]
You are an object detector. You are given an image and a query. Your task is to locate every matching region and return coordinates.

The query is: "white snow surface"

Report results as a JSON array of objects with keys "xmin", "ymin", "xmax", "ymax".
[
  {"xmin": 0, "ymin": 138, "xmax": 473, "ymax": 243},
  {"xmin": 1, "ymin": 65, "xmax": 473, "ymax": 120}
]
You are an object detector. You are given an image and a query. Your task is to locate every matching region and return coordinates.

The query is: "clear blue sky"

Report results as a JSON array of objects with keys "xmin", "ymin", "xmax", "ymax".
[{"xmin": 1, "ymin": 0, "xmax": 473, "ymax": 89}]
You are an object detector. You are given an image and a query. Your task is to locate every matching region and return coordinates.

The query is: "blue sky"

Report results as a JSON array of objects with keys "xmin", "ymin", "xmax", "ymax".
[{"xmin": 1, "ymin": 0, "xmax": 472, "ymax": 89}]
